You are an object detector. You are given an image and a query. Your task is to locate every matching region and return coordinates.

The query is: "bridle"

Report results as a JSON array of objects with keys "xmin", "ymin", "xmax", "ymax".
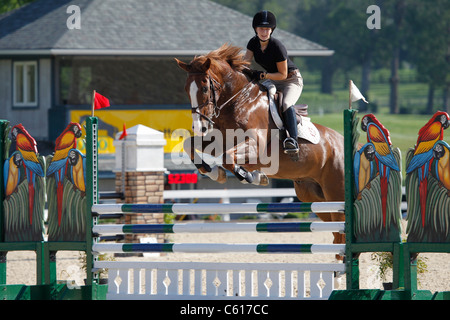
[
  {"xmin": 190, "ymin": 73, "xmax": 221, "ymax": 125},
  {"xmin": 190, "ymin": 72, "xmax": 253, "ymax": 126}
]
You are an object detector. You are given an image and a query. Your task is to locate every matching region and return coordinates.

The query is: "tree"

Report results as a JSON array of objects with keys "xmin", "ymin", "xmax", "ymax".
[
  {"xmin": 405, "ymin": 0, "xmax": 450, "ymax": 113},
  {"xmin": 376, "ymin": 0, "xmax": 407, "ymax": 114},
  {"xmin": 294, "ymin": 0, "xmax": 381, "ymax": 101},
  {"xmin": 0, "ymin": 0, "xmax": 34, "ymax": 14}
]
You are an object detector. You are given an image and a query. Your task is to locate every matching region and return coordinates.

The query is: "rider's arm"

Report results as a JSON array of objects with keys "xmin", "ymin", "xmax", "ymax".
[
  {"xmin": 264, "ymin": 60, "xmax": 288, "ymax": 81},
  {"xmin": 243, "ymin": 50, "xmax": 288, "ymax": 81}
]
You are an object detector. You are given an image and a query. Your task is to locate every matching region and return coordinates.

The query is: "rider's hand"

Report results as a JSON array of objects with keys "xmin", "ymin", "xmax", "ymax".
[{"xmin": 243, "ymin": 68, "xmax": 265, "ymax": 82}]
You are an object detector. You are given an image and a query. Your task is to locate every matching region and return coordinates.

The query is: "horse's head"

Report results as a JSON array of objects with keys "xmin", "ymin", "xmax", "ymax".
[
  {"xmin": 176, "ymin": 57, "xmax": 222, "ymax": 136},
  {"xmin": 176, "ymin": 44, "xmax": 251, "ymax": 136}
]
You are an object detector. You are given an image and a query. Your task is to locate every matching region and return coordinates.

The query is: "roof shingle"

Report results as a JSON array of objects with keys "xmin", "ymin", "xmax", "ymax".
[{"xmin": 0, "ymin": 0, "xmax": 333, "ymax": 56}]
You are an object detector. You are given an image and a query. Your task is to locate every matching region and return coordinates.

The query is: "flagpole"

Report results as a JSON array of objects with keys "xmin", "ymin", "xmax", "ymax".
[
  {"xmin": 91, "ymin": 90, "xmax": 96, "ymax": 117},
  {"xmin": 349, "ymin": 80, "xmax": 352, "ymax": 110},
  {"xmin": 120, "ymin": 124, "xmax": 127, "ymax": 196}
]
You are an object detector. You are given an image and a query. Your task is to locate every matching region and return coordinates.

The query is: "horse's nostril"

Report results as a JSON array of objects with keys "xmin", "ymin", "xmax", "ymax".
[{"xmin": 201, "ymin": 127, "xmax": 207, "ymax": 133}]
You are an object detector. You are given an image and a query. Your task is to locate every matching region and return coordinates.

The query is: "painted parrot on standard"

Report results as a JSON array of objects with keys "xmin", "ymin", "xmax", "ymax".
[
  {"xmin": 406, "ymin": 111, "xmax": 450, "ymax": 227},
  {"xmin": 11, "ymin": 124, "xmax": 45, "ymax": 225},
  {"xmin": 358, "ymin": 114, "xmax": 400, "ymax": 227},
  {"xmin": 46, "ymin": 123, "xmax": 82, "ymax": 226},
  {"xmin": 4, "ymin": 151, "xmax": 23, "ymax": 198},
  {"xmin": 67, "ymin": 148, "xmax": 86, "ymax": 194},
  {"xmin": 432, "ymin": 141, "xmax": 450, "ymax": 191},
  {"xmin": 354, "ymin": 143, "xmax": 376, "ymax": 196}
]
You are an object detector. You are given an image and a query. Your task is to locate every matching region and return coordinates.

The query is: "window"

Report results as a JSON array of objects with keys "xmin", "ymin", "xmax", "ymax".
[
  {"xmin": 13, "ymin": 61, "xmax": 38, "ymax": 107},
  {"xmin": 58, "ymin": 57, "xmax": 188, "ymax": 105}
]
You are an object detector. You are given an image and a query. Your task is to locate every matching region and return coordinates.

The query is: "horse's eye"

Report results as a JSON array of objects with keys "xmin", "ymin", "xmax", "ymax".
[{"xmin": 202, "ymin": 87, "xmax": 208, "ymax": 94}]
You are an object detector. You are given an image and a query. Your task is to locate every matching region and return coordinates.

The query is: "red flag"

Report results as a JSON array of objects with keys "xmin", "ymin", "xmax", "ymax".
[
  {"xmin": 94, "ymin": 92, "xmax": 110, "ymax": 109},
  {"xmin": 119, "ymin": 123, "xmax": 128, "ymax": 140}
]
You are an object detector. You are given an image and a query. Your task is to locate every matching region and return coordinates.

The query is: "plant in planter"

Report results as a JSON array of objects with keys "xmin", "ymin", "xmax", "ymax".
[
  {"xmin": 79, "ymin": 251, "xmax": 115, "ymax": 283},
  {"xmin": 370, "ymin": 252, "xmax": 428, "ymax": 289}
]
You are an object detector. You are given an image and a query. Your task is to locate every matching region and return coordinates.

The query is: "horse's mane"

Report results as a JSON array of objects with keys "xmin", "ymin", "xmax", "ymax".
[{"xmin": 191, "ymin": 43, "xmax": 250, "ymax": 74}]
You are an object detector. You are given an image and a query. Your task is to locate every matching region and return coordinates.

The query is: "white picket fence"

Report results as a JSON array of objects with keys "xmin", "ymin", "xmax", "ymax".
[{"xmin": 95, "ymin": 261, "xmax": 345, "ymax": 300}]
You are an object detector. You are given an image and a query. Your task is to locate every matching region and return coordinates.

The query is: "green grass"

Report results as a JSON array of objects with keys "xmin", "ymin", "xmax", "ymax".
[
  {"xmin": 300, "ymin": 82, "xmax": 438, "ymax": 115},
  {"xmin": 299, "ymin": 66, "xmax": 445, "ymax": 115},
  {"xmin": 295, "ymin": 68, "xmax": 448, "ymax": 180}
]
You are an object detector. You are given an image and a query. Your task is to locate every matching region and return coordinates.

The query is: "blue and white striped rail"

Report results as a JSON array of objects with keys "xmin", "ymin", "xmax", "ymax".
[
  {"xmin": 91, "ymin": 202, "xmax": 345, "ymax": 215},
  {"xmin": 92, "ymin": 243, "xmax": 346, "ymax": 255},
  {"xmin": 93, "ymin": 221, "xmax": 345, "ymax": 235}
]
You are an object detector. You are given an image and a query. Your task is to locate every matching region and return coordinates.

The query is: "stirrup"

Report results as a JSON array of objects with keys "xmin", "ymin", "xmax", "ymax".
[{"xmin": 283, "ymin": 137, "xmax": 299, "ymax": 154}]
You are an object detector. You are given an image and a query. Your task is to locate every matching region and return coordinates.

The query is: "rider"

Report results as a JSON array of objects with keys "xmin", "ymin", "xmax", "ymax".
[{"xmin": 244, "ymin": 10, "xmax": 304, "ymax": 155}]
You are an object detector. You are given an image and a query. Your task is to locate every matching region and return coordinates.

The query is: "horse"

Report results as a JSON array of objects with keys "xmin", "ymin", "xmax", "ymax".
[{"xmin": 175, "ymin": 44, "xmax": 346, "ymax": 249}]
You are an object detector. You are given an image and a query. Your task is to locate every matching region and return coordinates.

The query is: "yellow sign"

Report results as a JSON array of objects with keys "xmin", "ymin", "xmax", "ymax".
[{"xmin": 70, "ymin": 109, "xmax": 192, "ymax": 154}]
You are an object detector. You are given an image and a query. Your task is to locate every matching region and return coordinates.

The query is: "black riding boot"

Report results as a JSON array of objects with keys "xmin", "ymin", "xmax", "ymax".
[{"xmin": 282, "ymin": 106, "xmax": 299, "ymax": 154}]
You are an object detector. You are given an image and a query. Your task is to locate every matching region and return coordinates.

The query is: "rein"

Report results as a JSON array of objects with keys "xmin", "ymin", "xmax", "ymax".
[
  {"xmin": 191, "ymin": 72, "xmax": 253, "ymax": 125},
  {"xmin": 215, "ymin": 80, "xmax": 253, "ymax": 113}
]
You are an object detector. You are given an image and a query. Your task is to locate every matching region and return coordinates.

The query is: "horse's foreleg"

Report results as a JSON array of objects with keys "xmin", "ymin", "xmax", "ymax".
[
  {"xmin": 222, "ymin": 137, "xmax": 269, "ymax": 186},
  {"xmin": 184, "ymin": 136, "xmax": 228, "ymax": 183},
  {"xmin": 232, "ymin": 165, "xmax": 269, "ymax": 185}
]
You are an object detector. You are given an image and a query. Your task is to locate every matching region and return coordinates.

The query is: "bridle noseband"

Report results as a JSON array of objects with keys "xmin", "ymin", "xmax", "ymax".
[
  {"xmin": 190, "ymin": 72, "xmax": 252, "ymax": 126},
  {"xmin": 191, "ymin": 74, "xmax": 221, "ymax": 125}
]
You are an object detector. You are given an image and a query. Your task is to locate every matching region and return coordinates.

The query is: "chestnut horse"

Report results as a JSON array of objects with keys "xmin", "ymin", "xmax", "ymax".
[{"xmin": 176, "ymin": 44, "xmax": 345, "ymax": 246}]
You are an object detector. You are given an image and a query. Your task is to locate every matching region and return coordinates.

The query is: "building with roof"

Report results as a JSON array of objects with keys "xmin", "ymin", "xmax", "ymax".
[{"xmin": 0, "ymin": 0, "xmax": 333, "ymax": 195}]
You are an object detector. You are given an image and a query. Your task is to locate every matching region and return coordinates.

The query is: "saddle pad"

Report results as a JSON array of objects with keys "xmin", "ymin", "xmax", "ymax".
[
  {"xmin": 297, "ymin": 116, "xmax": 321, "ymax": 145},
  {"xmin": 269, "ymin": 95, "xmax": 320, "ymax": 144}
]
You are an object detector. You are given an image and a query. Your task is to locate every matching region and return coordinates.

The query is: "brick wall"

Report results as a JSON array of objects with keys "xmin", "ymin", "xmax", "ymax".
[{"xmin": 115, "ymin": 171, "xmax": 165, "ymax": 245}]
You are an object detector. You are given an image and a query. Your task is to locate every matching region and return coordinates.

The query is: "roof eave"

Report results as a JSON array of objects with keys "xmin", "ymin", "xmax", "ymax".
[
  {"xmin": 289, "ymin": 50, "xmax": 334, "ymax": 56},
  {"xmin": 0, "ymin": 49, "xmax": 334, "ymax": 57}
]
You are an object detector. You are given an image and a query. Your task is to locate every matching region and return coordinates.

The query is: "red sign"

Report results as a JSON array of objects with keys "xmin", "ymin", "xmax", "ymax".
[{"xmin": 168, "ymin": 173, "xmax": 198, "ymax": 184}]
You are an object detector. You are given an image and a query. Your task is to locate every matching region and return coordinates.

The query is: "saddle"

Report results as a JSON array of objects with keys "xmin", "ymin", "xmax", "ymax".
[
  {"xmin": 269, "ymin": 91, "xmax": 321, "ymax": 145},
  {"xmin": 273, "ymin": 91, "xmax": 309, "ymax": 122}
]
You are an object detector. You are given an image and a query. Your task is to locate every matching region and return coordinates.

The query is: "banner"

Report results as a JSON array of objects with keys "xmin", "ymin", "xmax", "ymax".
[{"xmin": 70, "ymin": 109, "xmax": 192, "ymax": 154}]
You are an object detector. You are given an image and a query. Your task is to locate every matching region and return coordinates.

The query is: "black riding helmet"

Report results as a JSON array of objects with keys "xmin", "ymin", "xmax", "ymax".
[{"xmin": 252, "ymin": 10, "xmax": 276, "ymax": 33}]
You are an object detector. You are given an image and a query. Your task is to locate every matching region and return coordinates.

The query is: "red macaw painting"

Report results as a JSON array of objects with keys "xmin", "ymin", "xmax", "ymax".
[
  {"xmin": 352, "ymin": 113, "xmax": 402, "ymax": 242},
  {"xmin": 3, "ymin": 124, "xmax": 45, "ymax": 241},
  {"xmin": 46, "ymin": 123, "xmax": 86, "ymax": 242}
]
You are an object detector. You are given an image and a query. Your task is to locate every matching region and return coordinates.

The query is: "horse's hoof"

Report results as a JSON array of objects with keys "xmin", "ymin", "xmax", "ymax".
[
  {"xmin": 216, "ymin": 166, "xmax": 227, "ymax": 184},
  {"xmin": 258, "ymin": 172, "xmax": 270, "ymax": 186},
  {"xmin": 198, "ymin": 167, "xmax": 209, "ymax": 175}
]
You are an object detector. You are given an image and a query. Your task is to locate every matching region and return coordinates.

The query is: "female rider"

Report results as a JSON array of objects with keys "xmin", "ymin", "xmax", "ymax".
[{"xmin": 244, "ymin": 10, "xmax": 304, "ymax": 156}]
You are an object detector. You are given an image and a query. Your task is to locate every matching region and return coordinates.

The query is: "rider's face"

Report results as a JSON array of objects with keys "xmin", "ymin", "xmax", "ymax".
[{"xmin": 256, "ymin": 27, "xmax": 272, "ymax": 41}]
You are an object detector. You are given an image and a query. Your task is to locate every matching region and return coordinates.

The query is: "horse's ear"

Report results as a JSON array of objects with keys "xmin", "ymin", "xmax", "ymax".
[
  {"xmin": 200, "ymin": 58, "xmax": 211, "ymax": 73},
  {"xmin": 175, "ymin": 58, "xmax": 191, "ymax": 72}
]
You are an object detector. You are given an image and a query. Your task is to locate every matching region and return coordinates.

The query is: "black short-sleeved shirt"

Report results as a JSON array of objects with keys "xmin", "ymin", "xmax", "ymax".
[{"xmin": 246, "ymin": 36, "xmax": 297, "ymax": 73}]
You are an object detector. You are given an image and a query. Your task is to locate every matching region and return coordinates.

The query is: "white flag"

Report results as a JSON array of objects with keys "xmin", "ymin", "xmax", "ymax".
[{"xmin": 350, "ymin": 80, "xmax": 368, "ymax": 103}]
